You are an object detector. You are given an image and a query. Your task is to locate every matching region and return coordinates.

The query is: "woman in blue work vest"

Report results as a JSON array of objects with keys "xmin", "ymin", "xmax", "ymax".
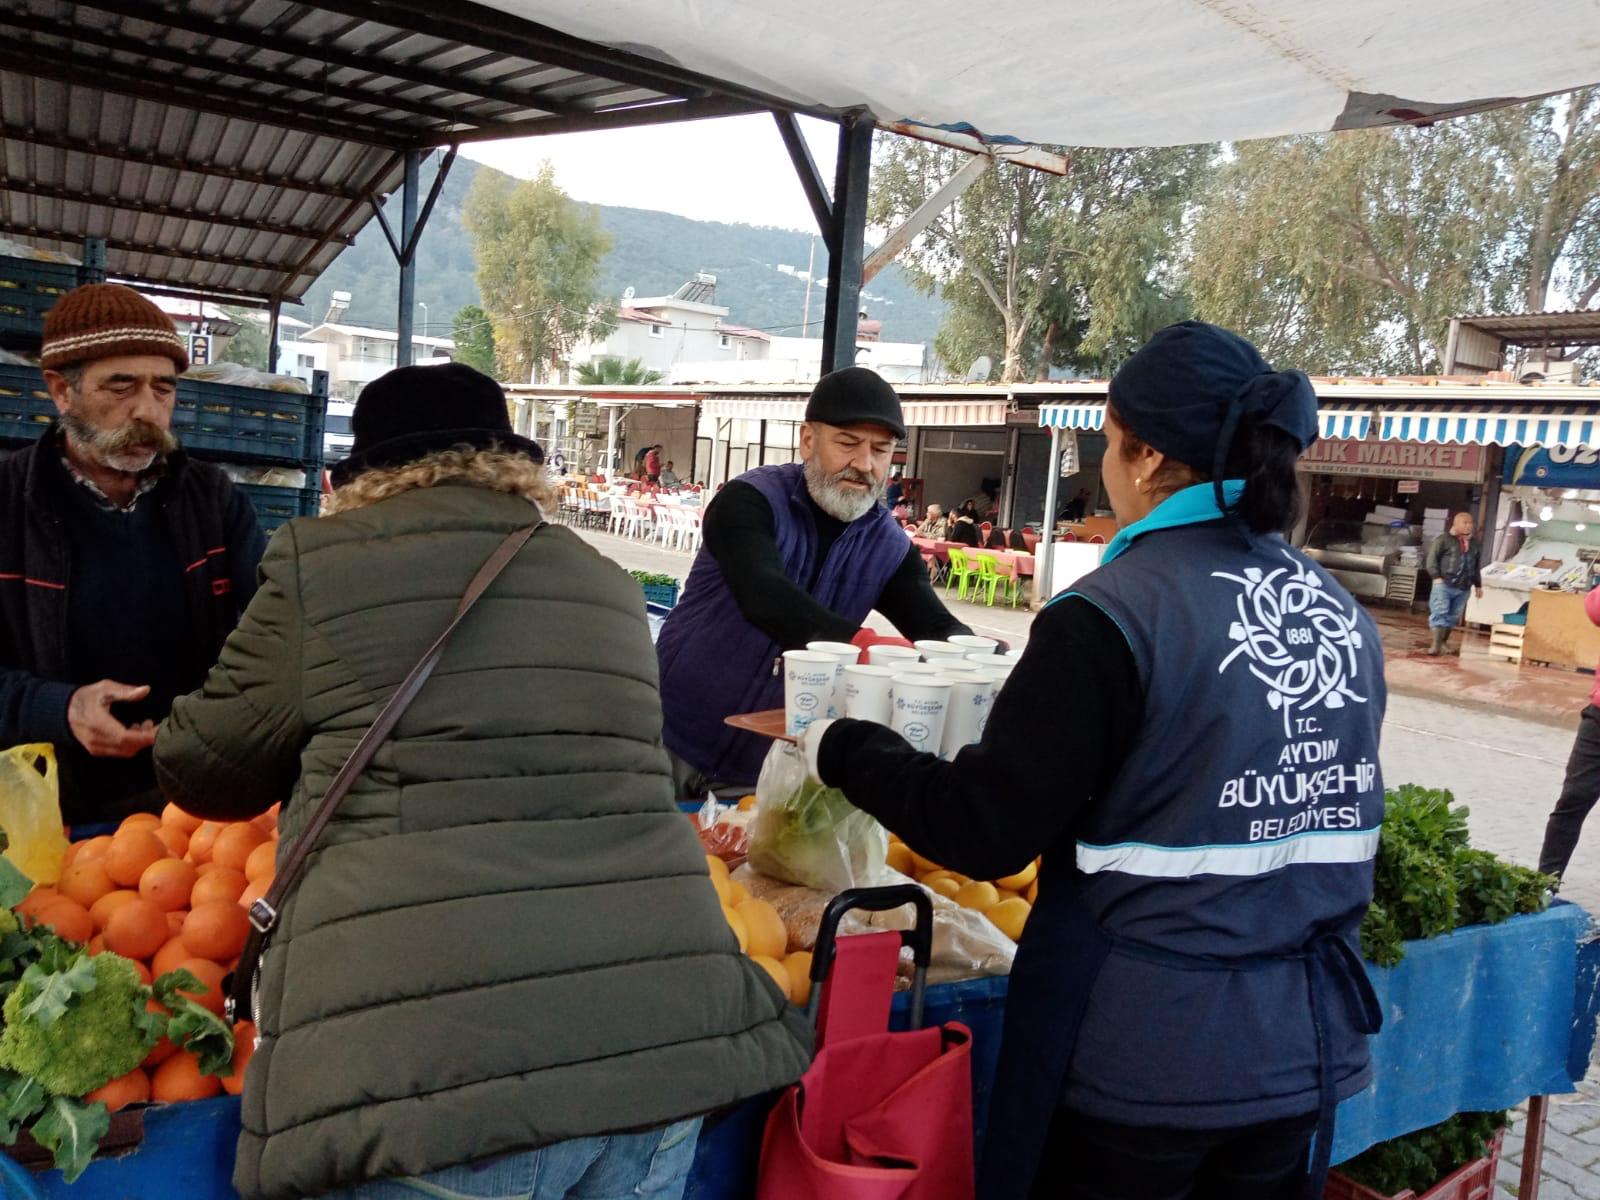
[{"xmin": 802, "ymin": 322, "xmax": 1386, "ymax": 1200}]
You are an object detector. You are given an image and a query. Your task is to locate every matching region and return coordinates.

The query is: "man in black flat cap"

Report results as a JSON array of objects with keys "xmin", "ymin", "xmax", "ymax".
[{"xmin": 656, "ymin": 366, "xmax": 974, "ymax": 792}]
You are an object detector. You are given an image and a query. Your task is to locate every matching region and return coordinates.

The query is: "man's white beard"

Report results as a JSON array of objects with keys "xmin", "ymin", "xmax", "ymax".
[{"xmin": 804, "ymin": 455, "xmax": 885, "ymax": 522}]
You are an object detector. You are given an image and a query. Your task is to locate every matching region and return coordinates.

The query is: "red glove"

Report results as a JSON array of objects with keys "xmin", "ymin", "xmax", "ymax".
[{"xmin": 850, "ymin": 628, "xmax": 914, "ymax": 664}]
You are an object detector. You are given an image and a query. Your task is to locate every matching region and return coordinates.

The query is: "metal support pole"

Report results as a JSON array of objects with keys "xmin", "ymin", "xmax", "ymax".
[
  {"xmin": 266, "ymin": 299, "xmax": 281, "ymax": 374},
  {"xmin": 605, "ymin": 406, "xmax": 620, "ymax": 479},
  {"xmin": 396, "ymin": 149, "xmax": 421, "ymax": 368},
  {"xmin": 688, "ymin": 402, "xmax": 701, "ymax": 485},
  {"xmin": 1037, "ymin": 425, "xmax": 1064, "ymax": 604},
  {"xmin": 1520, "ymin": 1094, "xmax": 1549, "ymax": 1200},
  {"xmin": 758, "ymin": 419, "xmax": 768, "ymax": 466},
  {"xmin": 820, "ymin": 115, "xmax": 874, "ymax": 375},
  {"xmin": 863, "ymin": 152, "xmax": 991, "ymax": 285}
]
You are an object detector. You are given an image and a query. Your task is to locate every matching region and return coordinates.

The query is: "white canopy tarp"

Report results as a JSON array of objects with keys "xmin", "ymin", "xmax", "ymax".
[{"xmin": 497, "ymin": 1, "xmax": 1600, "ymax": 147}]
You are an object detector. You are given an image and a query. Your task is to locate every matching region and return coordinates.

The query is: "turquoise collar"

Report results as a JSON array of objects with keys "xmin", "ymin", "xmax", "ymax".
[{"xmin": 1099, "ymin": 480, "xmax": 1245, "ymax": 565}]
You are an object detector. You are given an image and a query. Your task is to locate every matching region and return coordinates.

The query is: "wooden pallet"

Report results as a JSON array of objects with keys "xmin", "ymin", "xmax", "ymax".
[{"xmin": 1488, "ymin": 623, "xmax": 1525, "ymax": 664}]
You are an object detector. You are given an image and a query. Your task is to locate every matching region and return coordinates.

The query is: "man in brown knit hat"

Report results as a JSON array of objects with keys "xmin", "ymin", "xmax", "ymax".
[{"xmin": 0, "ymin": 283, "xmax": 265, "ymax": 826}]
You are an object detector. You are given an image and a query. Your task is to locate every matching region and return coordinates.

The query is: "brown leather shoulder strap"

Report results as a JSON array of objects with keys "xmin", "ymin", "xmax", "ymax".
[{"xmin": 228, "ymin": 520, "xmax": 545, "ymax": 1020}]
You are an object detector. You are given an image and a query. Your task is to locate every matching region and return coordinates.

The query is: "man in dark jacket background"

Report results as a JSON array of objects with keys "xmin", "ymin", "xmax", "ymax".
[
  {"xmin": 1425, "ymin": 510, "xmax": 1484, "ymax": 656},
  {"xmin": 0, "ymin": 284, "xmax": 264, "ymax": 824}
]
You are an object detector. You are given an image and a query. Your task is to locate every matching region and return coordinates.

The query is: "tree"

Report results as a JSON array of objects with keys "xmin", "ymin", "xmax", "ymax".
[
  {"xmin": 1190, "ymin": 90, "xmax": 1600, "ymax": 374},
  {"xmin": 870, "ymin": 137, "xmax": 1211, "ymax": 381},
  {"xmin": 219, "ymin": 308, "xmax": 268, "ymax": 370},
  {"xmin": 450, "ymin": 305, "xmax": 498, "ymax": 377},
  {"xmin": 576, "ymin": 358, "xmax": 663, "ymax": 385},
  {"xmin": 463, "ymin": 163, "xmax": 615, "ymax": 382}
]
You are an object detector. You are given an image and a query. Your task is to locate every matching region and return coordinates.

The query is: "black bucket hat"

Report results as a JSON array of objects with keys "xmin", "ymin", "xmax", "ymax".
[{"xmin": 330, "ymin": 363, "xmax": 543, "ymax": 487}]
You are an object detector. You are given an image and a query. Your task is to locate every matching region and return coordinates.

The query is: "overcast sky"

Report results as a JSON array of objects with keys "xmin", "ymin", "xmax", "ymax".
[{"xmin": 461, "ymin": 112, "xmax": 842, "ymax": 232}]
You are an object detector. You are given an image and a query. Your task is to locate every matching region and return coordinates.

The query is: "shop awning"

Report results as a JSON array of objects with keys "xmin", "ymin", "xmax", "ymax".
[
  {"xmin": 1038, "ymin": 402, "xmax": 1106, "ymax": 432},
  {"xmin": 902, "ymin": 399, "xmax": 1011, "ymax": 427},
  {"xmin": 702, "ymin": 396, "xmax": 810, "ymax": 424},
  {"xmin": 1319, "ymin": 407, "xmax": 1376, "ymax": 441},
  {"xmin": 1379, "ymin": 405, "xmax": 1600, "ymax": 449}
]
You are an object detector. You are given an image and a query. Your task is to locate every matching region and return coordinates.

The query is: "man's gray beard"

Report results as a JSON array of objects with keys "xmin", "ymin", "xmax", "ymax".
[
  {"xmin": 804, "ymin": 455, "xmax": 886, "ymax": 522},
  {"xmin": 60, "ymin": 411, "xmax": 177, "ymax": 474}
]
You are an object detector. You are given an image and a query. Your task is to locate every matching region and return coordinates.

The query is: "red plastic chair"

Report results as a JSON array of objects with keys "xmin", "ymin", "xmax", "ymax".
[{"xmin": 1089, "ymin": 534, "xmax": 1106, "ymax": 544}]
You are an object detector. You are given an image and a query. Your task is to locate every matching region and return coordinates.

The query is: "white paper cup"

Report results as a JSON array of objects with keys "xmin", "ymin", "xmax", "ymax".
[
  {"xmin": 915, "ymin": 640, "xmax": 972, "ymax": 664},
  {"xmin": 889, "ymin": 676, "xmax": 952, "ymax": 755},
  {"xmin": 866, "ymin": 644, "xmax": 921, "ymax": 669},
  {"xmin": 966, "ymin": 650, "xmax": 1003, "ymax": 664},
  {"xmin": 842, "ymin": 664, "xmax": 895, "ymax": 723},
  {"xmin": 948, "ymin": 635, "xmax": 999, "ymax": 654},
  {"xmin": 890, "ymin": 661, "xmax": 945, "ymax": 677},
  {"xmin": 807, "ymin": 641, "xmax": 863, "ymax": 718},
  {"xmin": 783, "ymin": 650, "xmax": 838, "ymax": 735},
  {"xmin": 941, "ymin": 674, "xmax": 998, "ymax": 757},
  {"xmin": 998, "ymin": 650, "xmax": 1024, "ymax": 665},
  {"xmin": 938, "ymin": 660, "xmax": 991, "ymax": 675}
]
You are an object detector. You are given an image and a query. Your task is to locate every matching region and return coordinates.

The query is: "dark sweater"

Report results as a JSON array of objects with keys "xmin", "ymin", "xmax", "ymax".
[
  {"xmin": 817, "ymin": 596, "xmax": 1141, "ymax": 879},
  {"xmin": 702, "ymin": 480, "xmax": 971, "ymax": 650}
]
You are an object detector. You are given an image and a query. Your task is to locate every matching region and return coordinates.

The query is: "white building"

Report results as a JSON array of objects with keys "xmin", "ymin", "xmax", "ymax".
[{"xmin": 297, "ymin": 323, "xmax": 455, "ymax": 402}]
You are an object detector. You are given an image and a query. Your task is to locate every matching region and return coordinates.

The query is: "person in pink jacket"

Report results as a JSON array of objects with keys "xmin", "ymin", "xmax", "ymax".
[{"xmin": 1538, "ymin": 583, "xmax": 1600, "ymax": 880}]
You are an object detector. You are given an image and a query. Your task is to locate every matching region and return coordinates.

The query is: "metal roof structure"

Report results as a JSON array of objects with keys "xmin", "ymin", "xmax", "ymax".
[
  {"xmin": 0, "ymin": 0, "xmax": 818, "ymax": 308},
  {"xmin": 1449, "ymin": 311, "xmax": 1600, "ymax": 349}
]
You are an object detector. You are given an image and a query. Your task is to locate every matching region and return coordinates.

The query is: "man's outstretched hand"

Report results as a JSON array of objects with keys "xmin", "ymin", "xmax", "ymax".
[{"xmin": 68, "ymin": 681, "xmax": 158, "ymax": 758}]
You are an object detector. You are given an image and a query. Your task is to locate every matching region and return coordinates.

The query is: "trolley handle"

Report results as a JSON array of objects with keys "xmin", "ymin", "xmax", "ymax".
[{"xmin": 808, "ymin": 885, "xmax": 935, "ymax": 1028}]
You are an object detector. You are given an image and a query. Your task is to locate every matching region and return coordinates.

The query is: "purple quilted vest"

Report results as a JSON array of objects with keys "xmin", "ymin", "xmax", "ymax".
[{"xmin": 657, "ymin": 463, "xmax": 909, "ymax": 785}]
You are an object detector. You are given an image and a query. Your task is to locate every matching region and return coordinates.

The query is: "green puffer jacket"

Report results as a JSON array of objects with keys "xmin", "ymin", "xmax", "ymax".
[{"xmin": 153, "ymin": 484, "xmax": 812, "ymax": 1200}]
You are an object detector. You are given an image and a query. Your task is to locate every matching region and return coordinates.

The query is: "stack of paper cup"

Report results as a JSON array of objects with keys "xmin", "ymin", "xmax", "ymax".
[
  {"xmin": 998, "ymin": 650, "xmax": 1024, "ymax": 665},
  {"xmin": 890, "ymin": 661, "xmax": 946, "ymax": 678},
  {"xmin": 889, "ymin": 675, "xmax": 952, "ymax": 755},
  {"xmin": 783, "ymin": 650, "xmax": 839, "ymax": 736},
  {"xmin": 842, "ymin": 664, "xmax": 895, "ymax": 723},
  {"xmin": 948, "ymin": 634, "xmax": 999, "ymax": 655},
  {"xmin": 866, "ymin": 644, "xmax": 920, "ymax": 670},
  {"xmin": 916, "ymin": 640, "xmax": 973, "ymax": 666},
  {"xmin": 968, "ymin": 668, "xmax": 1007, "ymax": 740},
  {"xmin": 941, "ymin": 673, "xmax": 998, "ymax": 757},
  {"xmin": 806, "ymin": 641, "xmax": 863, "ymax": 719}
]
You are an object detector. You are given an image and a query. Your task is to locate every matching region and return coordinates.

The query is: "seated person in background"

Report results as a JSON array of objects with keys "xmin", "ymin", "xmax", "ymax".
[
  {"xmin": 1008, "ymin": 528, "xmax": 1030, "ymax": 551},
  {"xmin": 1062, "ymin": 488, "xmax": 1091, "ymax": 521},
  {"xmin": 949, "ymin": 502, "xmax": 981, "ymax": 547},
  {"xmin": 984, "ymin": 526, "xmax": 1009, "ymax": 549},
  {"xmin": 916, "ymin": 504, "xmax": 950, "ymax": 539},
  {"xmin": 660, "ymin": 460, "xmax": 681, "ymax": 489}
]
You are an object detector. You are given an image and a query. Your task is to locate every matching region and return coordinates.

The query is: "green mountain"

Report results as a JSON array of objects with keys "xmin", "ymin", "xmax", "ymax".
[{"xmin": 285, "ymin": 157, "xmax": 945, "ymax": 348}]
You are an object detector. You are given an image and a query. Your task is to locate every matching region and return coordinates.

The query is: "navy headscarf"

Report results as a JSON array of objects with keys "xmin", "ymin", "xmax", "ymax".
[{"xmin": 1108, "ymin": 321, "xmax": 1319, "ymax": 513}]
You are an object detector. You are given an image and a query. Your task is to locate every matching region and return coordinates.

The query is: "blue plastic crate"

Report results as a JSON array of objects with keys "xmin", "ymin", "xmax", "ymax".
[
  {"xmin": 640, "ymin": 581, "xmax": 680, "ymax": 608},
  {"xmin": 0, "ymin": 364, "xmax": 327, "ymax": 469},
  {"xmin": 0, "ymin": 251, "xmax": 105, "ymax": 345},
  {"xmin": 238, "ymin": 483, "xmax": 322, "ymax": 532}
]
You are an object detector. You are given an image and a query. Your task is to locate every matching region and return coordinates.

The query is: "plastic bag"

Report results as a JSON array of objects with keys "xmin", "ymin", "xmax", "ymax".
[
  {"xmin": 0, "ymin": 746, "xmax": 69, "ymax": 885},
  {"xmin": 183, "ymin": 363, "xmax": 310, "ymax": 394},
  {"xmin": 747, "ymin": 742, "xmax": 887, "ymax": 893}
]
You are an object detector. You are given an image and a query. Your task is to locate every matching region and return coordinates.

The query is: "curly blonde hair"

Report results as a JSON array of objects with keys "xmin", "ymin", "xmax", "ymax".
[{"xmin": 322, "ymin": 447, "xmax": 556, "ymax": 517}]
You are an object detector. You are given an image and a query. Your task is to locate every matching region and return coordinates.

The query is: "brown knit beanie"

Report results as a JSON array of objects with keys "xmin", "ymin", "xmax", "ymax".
[{"xmin": 40, "ymin": 284, "xmax": 189, "ymax": 372}]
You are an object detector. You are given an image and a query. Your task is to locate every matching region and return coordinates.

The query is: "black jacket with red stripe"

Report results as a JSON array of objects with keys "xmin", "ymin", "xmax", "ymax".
[{"xmin": 0, "ymin": 430, "xmax": 264, "ymax": 822}]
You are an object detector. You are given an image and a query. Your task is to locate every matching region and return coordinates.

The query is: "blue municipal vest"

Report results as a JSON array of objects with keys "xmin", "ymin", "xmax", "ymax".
[{"xmin": 1059, "ymin": 489, "xmax": 1387, "ymax": 1129}]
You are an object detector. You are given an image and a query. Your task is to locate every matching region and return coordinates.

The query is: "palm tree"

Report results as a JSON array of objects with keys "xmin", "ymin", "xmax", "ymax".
[{"xmin": 575, "ymin": 357, "xmax": 663, "ymax": 385}]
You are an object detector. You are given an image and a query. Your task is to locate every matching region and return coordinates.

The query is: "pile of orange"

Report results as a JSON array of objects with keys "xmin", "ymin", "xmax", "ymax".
[
  {"xmin": 704, "ymin": 855, "xmax": 814, "ymax": 1008},
  {"xmin": 885, "ymin": 834, "xmax": 1039, "ymax": 943},
  {"xmin": 13, "ymin": 802, "xmax": 280, "ymax": 1108}
]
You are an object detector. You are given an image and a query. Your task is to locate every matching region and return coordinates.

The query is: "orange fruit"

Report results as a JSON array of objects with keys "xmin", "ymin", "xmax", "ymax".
[
  {"xmin": 174, "ymin": 958, "xmax": 227, "ymax": 1016},
  {"xmin": 195, "ymin": 862, "xmax": 225, "ymax": 876},
  {"xmin": 187, "ymin": 822, "xmax": 223, "ymax": 865},
  {"xmin": 238, "ymin": 877, "xmax": 270, "ymax": 910},
  {"xmin": 211, "ymin": 824, "xmax": 268, "ymax": 873},
  {"xmin": 151, "ymin": 1050, "xmax": 222, "ymax": 1103},
  {"xmin": 139, "ymin": 858, "xmax": 197, "ymax": 913},
  {"xmin": 782, "ymin": 951, "xmax": 815, "ymax": 1005},
  {"xmin": 153, "ymin": 825, "xmax": 190, "ymax": 859},
  {"xmin": 222, "ymin": 1021, "xmax": 256, "ymax": 1095},
  {"xmin": 104, "ymin": 831, "xmax": 168, "ymax": 888},
  {"xmin": 74, "ymin": 836, "xmax": 114, "ymax": 865},
  {"xmin": 986, "ymin": 897, "xmax": 1031, "ymax": 942},
  {"xmin": 735, "ymin": 898, "xmax": 787, "ymax": 959},
  {"xmin": 142, "ymin": 999, "xmax": 176, "ymax": 1068},
  {"xmin": 994, "ymin": 861, "xmax": 1038, "ymax": 892},
  {"xmin": 182, "ymin": 902, "xmax": 249, "ymax": 962},
  {"xmin": 87, "ymin": 934, "xmax": 106, "ymax": 955},
  {"xmin": 253, "ymin": 803, "xmax": 281, "ymax": 834},
  {"xmin": 15, "ymin": 888, "xmax": 59, "ymax": 920},
  {"xmin": 723, "ymin": 906, "xmax": 749, "ymax": 953},
  {"xmin": 1026, "ymin": 879, "xmax": 1038, "ymax": 905},
  {"xmin": 34, "ymin": 898, "xmax": 93, "ymax": 944},
  {"xmin": 925, "ymin": 877, "xmax": 962, "ymax": 901},
  {"xmin": 151, "ymin": 937, "xmax": 192, "ymax": 980},
  {"xmin": 104, "ymin": 898, "xmax": 168, "ymax": 961},
  {"xmin": 751, "ymin": 955, "xmax": 791, "ymax": 997},
  {"xmin": 166, "ymin": 910, "xmax": 186, "ymax": 937},
  {"xmin": 162, "ymin": 804, "xmax": 203, "ymax": 834},
  {"xmin": 190, "ymin": 868, "xmax": 247, "ymax": 907},
  {"xmin": 243, "ymin": 841, "xmax": 277, "ymax": 884},
  {"xmin": 955, "ymin": 881, "xmax": 1001, "ymax": 912},
  {"xmin": 89, "ymin": 889, "xmax": 140, "ymax": 930},
  {"xmin": 58, "ymin": 861, "xmax": 115, "ymax": 909},
  {"xmin": 118, "ymin": 813, "xmax": 162, "ymax": 835},
  {"xmin": 60, "ymin": 841, "xmax": 81, "ymax": 871},
  {"xmin": 129, "ymin": 959, "xmax": 152, "ymax": 986},
  {"xmin": 85, "ymin": 1068, "xmax": 150, "ymax": 1113}
]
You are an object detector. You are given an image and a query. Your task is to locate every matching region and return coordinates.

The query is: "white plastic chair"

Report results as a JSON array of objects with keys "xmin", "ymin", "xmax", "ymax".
[{"xmin": 679, "ymin": 507, "xmax": 704, "ymax": 554}]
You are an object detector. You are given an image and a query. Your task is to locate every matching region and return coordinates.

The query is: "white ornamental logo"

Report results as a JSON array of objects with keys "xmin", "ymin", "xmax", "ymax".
[{"xmin": 1214, "ymin": 552, "xmax": 1367, "ymax": 735}]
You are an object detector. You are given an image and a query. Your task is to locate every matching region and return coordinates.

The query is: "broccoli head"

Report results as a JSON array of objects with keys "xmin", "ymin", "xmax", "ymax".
[{"xmin": 0, "ymin": 951, "xmax": 160, "ymax": 1096}]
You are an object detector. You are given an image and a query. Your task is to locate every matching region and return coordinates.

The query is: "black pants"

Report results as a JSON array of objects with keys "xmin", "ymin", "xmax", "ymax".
[
  {"xmin": 1539, "ymin": 704, "xmax": 1600, "ymax": 878},
  {"xmin": 1031, "ymin": 1108, "xmax": 1318, "ymax": 1200}
]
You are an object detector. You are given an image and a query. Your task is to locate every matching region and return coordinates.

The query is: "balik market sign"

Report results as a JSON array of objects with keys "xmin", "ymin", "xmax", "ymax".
[{"xmin": 1299, "ymin": 438, "xmax": 1483, "ymax": 482}]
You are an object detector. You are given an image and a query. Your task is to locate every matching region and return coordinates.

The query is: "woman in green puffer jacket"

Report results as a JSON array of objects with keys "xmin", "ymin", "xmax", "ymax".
[{"xmin": 153, "ymin": 364, "xmax": 811, "ymax": 1200}]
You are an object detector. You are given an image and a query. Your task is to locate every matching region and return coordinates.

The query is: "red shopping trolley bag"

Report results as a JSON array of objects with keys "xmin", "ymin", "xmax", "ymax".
[{"xmin": 756, "ymin": 886, "xmax": 974, "ymax": 1200}]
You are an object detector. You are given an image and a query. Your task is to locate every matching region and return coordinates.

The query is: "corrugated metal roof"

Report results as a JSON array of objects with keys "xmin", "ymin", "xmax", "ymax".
[
  {"xmin": 0, "ymin": 0, "xmax": 812, "ymax": 305},
  {"xmin": 1452, "ymin": 311, "xmax": 1600, "ymax": 345}
]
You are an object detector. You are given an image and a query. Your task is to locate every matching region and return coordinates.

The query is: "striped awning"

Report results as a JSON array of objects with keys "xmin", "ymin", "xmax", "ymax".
[
  {"xmin": 1038, "ymin": 402, "xmax": 1106, "ymax": 431},
  {"xmin": 1379, "ymin": 405, "xmax": 1600, "ymax": 449},
  {"xmin": 1319, "ymin": 407, "xmax": 1375, "ymax": 441}
]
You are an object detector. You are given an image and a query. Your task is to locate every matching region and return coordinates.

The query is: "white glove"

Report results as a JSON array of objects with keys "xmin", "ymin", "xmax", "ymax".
[{"xmin": 797, "ymin": 718, "xmax": 837, "ymax": 783}]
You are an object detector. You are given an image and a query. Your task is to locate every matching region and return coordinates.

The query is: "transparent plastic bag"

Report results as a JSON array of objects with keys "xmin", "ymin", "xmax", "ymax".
[
  {"xmin": 747, "ymin": 741, "xmax": 887, "ymax": 893},
  {"xmin": 0, "ymin": 745, "xmax": 69, "ymax": 885}
]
